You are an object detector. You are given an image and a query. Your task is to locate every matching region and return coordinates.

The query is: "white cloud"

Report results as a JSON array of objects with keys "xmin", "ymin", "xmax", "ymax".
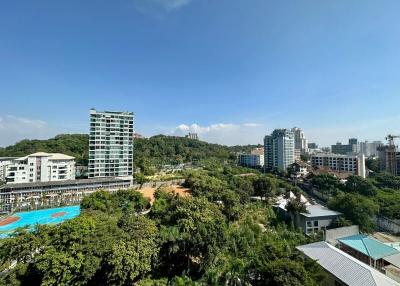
[
  {"xmin": 0, "ymin": 115, "xmax": 58, "ymax": 147},
  {"xmin": 170, "ymin": 122, "xmax": 266, "ymax": 146},
  {"xmin": 132, "ymin": 0, "xmax": 193, "ymax": 17}
]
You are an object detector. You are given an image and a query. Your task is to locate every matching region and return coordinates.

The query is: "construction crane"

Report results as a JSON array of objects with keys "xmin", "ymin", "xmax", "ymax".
[
  {"xmin": 386, "ymin": 134, "xmax": 400, "ymax": 146},
  {"xmin": 385, "ymin": 134, "xmax": 400, "ymax": 176}
]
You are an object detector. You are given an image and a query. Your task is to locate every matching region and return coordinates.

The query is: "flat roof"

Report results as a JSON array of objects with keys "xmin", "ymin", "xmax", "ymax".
[
  {"xmin": 0, "ymin": 177, "xmax": 131, "ymax": 191},
  {"xmin": 338, "ymin": 234, "xmax": 399, "ymax": 260},
  {"xmin": 312, "ymin": 153, "xmax": 359, "ymax": 159},
  {"xmin": 0, "ymin": 157, "xmax": 17, "ymax": 161},
  {"xmin": 301, "ymin": 204, "xmax": 342, "ymax": 218},
  {"xmin": 384, "ymin": 253, "xmax": 400, "ymax": 269},
  {"xmin": 297, "ymin": 241, "xmax": 400, "ymax": 286}
]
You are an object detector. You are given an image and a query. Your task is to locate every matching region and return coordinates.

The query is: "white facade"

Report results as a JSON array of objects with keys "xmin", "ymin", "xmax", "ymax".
[
  {"xmin": 238, "ymin": 154, "xmax": 264, "ymax": 168},
  {"xmin": 0, "ymin": 158, "xmax": 16, "ymax": 182},
  {"xmin": 359, "ymin": 141, "xmax": 384, "ymax": 157},
  {"xmin": 89, "ymin": 109, "xmax": 134, "ymax": 178},
  {"xmin": 5, "ymin": 152, "xmax": 75, "ymax": 184},
  {"xmin": 292, "ymin": 127, "xmax": 309, "ymax": 154},
  {"xmin": 264, "ymin": 129, "xmax": 295, "ymax": 171},
  {"xmin": 311, "ymin": 153, "xmax": 366, "ymax": 178}
]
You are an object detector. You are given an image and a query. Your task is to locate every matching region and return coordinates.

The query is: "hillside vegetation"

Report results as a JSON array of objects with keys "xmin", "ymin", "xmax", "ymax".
[
  {"xmin": 0, "ymin": 134, "xmax": 89, "ymax": 165},
  {"xmin": 0, "ymin": 134, "xmax": 238, "ymax": 168}
]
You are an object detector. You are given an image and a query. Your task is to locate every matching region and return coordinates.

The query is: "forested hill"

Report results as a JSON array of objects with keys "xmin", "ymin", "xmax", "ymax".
[
  {"xmin": 0, "ymin": 134, "xmax": 89, "ymax": 165},
  {"xmin": 229, "ymin": 144, "xmax": 263, "ymax": 154},
  {"xmin": 134, "ymin": 135, "xmax": 235, "ymax": 166},
  {"xmin": 0, "ymin": 134, "xmax": 237, "ymax": 166}
]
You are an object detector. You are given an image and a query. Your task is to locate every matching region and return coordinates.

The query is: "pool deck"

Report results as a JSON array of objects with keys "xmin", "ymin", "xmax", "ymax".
[{"xmin": 0, "ymin": 206, "xmax": 80, "ymax": 237}]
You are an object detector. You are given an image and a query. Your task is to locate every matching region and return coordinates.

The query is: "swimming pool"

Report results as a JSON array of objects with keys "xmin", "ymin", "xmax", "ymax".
[{"xmin": 0, "ymin": 205, "xmax": 80, "ymax": 237}]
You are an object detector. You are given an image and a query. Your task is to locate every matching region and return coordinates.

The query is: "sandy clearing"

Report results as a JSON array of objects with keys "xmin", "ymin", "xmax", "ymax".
[{"xmin": 137, "ymin": 185, "xmax": 191, "ymax": 204}]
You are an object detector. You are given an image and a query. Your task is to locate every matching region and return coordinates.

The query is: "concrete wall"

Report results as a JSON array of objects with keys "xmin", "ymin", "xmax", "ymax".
[
  {"xmin": 325, "ymin": 225, "xmax": 359, "ymax": 245},
  {"xmin": 375, "ymin": 216, "xmax": 400, "ymax": 235}
]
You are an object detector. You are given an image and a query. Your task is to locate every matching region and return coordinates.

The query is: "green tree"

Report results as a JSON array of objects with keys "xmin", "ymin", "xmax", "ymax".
[
  {"xmin": 328, "ymin": 193, "xmax": 379, "ymax": 232},
  {"xmin": 105, "ymin": 238, "xmax": 158, "ymax": 286},
  {"xmin": 157, "ymin": 197, "xmax": 227, "ymax": 277},
  {"xmin": 345, "ymin": 175, "xmax": 377, "ymax": 196},
  {"xmin": 80, "ymin": 191, "xmax": 113, "ymax": 213},
  {"xmin": 253, "ymin": 176, "xmax": 277, "ymax": 202},
  {"xmin": 255, "ymin": 259, "xmax": 317, "ymax": 286},
  {"xmin": 366, "ymin": 158, "xmax": 380, "ymax": 173}
]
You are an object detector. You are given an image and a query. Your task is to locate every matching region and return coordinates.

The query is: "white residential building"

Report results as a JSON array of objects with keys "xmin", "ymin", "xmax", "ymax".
[
  {"xmin": 5, "ymin": 152, "xmax": 75, "ymax": 184},
  {"xmin": 0, "ymin": 158, "xmax": 16, "ymax": 182},
  {"xmin": 292, "ymin": 127, "xmax": 309, "ymax": 155},
  {"xmin": 359, "ymin": 141, "xmax": 384, "ymax": 157},
  {"xmin": 238, "ymin": 154, "xmax": 264, "ymax": 168},
  {"xmin": 264, "ymin": 129, "xmax": 295, "ymax": 171},
  {"xmin": 311, "ymin": 153, "xmax": 366, "ymax": 178},
  {"xmin": 89, "ymin": 109, "xmax": 134, "ymax": 178}
]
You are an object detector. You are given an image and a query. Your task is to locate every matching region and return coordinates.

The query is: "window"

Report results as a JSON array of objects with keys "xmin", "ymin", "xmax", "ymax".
[
  {"xmin": 307, "ymin": 221, "xmax": 312, "ymax": 227},
  {"xmin": 313, "ymin": 221, "xmax": 319, "ymax": 227}
]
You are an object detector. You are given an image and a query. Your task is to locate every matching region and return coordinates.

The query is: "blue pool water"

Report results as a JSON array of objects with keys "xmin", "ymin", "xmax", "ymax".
[{"xmin": 0, "ymin": 205, "xmax": 80, "ymax": 237}]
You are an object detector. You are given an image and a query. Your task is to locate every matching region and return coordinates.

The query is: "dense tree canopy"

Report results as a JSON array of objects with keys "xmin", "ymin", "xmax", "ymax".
[
  {"xmin": 328, "ymin": 193, "xmax": 379, "ymax": 233},
  {"xmin": 0, "ymin": 165, "xmax": 323, "ymax": 286},
  {"xmin": 0, "ymin": 134, "xmax": 89, "ymax": 165}
]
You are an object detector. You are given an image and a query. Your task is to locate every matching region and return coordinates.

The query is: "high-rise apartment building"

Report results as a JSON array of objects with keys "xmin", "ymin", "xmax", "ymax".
[
  {"xmin": 292, "ymin": 127, "xmax": 309, "ymax": 155},
  {"xmin": 264, "ymin": 129, "xmax": 295, "ymax": 171},
  {"xmin": 359, "ymin": 141, "xmax": 383, "ymax": 157},
  {"xmin": 89, "ymin": 109, "xmax": 134, "ymax": 178},
  {"xmin": 331, "ymin": 138, "xmax": 359, "ymax": 155}
]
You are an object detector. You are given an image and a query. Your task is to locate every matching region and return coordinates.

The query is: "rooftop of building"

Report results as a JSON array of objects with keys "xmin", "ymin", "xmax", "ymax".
[
  {"xmin": 0, "ymin": 157, "xmax": 17, "ymax": 161},
  {"xmin": 274, "ymin": 191, "xmax": 311, "ymax": 211},
  {"xmin": 90, "ymin": 109, "xmax": 134, "ymax": 115},
  {"xmin": 384, "ymin": 253, "xmax": 400, "ymax": 269},
  {"xmin": 311, "ymin": 152, "xmax": 361, "ymax": 158},
  {"xmin": 0, "ymin": 177, "xmax": 132, "ymax": 191},
  {"xmin": 15, "ymin": 152, "xmax": 75, "ymax": 161},
  {"xmin": 338, "ymin": 234, "xmax": 399, "ymax": 260},
  {"xmin": 300, "ymin": 204, "xmax": 342, "ymax": 218},
  {"xmin": 297, "ymin": 241, "xmax": 400, "ymax": 286}
]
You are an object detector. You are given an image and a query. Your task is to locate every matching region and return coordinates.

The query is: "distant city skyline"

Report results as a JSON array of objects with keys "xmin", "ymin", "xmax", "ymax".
[{"xmin": 1, "ymin": 0, "xmax": 400, "ymax": 147}]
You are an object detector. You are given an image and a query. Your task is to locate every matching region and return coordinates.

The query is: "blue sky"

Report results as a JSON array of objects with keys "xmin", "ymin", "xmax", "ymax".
[{"xmin": 1, "ymin": 0, "xmax": 400, "ymax": 147}]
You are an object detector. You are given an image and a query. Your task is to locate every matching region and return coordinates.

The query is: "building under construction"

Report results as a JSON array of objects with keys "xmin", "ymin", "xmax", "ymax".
[{"xmin": 377, "ymin": 135, "xmax": 400, "ymax": 176}]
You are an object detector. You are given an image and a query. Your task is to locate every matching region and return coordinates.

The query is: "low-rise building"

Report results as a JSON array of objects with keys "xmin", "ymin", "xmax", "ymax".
[
  {"xmin": 238, "ymin": 153, "xmax": 264, "ymax": 168},
  {"xmin": 297, "ymin": 204, "xmax": 343, "ymax": 235},
  {"xmin": 5, "ymin": 152, "xmax": 75, "ymax": 184},
  {"xmin": 338, "ymin": 234, "xmax": 399, "ymax": 271},
  {"xmin": 289, "ymin": 162, "xmax": 309, "ymax": 178},
  {"xmin": 311, "ymin": 153, "xmax": 366, "ymax": 178},
  {"xmin": 0, "ymin": 177, "xmax": 132, "ymax": 213},
  {"xmin": 297, "ymin": 241, "xmax": 400, "ymax": 286},
  {"xmin": 274, "ymin": 192, "xmax": 341, "ymax": 236},
  {"xmin": 0, "ymin": 157, "xmax": 16, "ymax": 182}
]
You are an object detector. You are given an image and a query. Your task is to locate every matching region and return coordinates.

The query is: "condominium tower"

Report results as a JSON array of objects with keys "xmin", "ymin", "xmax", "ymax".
[
  {"xmin": 89, "ymin": 109, "xmax": 134, "ymax": 178},
  {"xmin": 291, "ymin": 127, "xmax": 309, "ymax": 154},
  {"xmin": 264, "ymin": 129, "xmax": 295, "ymax": 171}
]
